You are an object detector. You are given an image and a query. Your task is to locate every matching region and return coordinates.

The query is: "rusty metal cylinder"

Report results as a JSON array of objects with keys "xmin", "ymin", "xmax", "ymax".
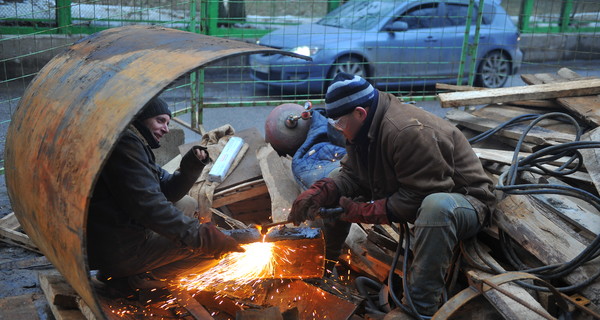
[{"xmin": 4, "ymin": 25, "xmax": 305, "ymax": 319}]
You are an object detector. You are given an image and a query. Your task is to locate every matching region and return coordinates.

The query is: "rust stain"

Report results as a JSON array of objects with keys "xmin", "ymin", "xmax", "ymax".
[{"xmin": 5, "ymin": 25, "xmax": 306, "ymax": 319}]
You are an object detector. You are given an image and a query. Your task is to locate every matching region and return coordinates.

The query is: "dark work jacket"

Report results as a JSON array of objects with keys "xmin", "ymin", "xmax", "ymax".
[
  {"xmin": 331, "ymin": 92, "xmax": 496, "ymax": 224},
  {"xmin": 87, "ymin": 125, "xmax": 204, "ymax": 269}
]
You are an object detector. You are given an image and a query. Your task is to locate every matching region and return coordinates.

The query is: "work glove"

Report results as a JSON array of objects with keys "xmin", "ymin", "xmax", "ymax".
[
  {"xmin": 180, "ymin": 145, "xmax": 210, "ymax": 173},
  {"xmin": 198, "ymin": 222, "xmax": 245, "ymax": 259},
  {"xmin": 338, "ymin": 197, "xmax": 390, "ymax": 225},
  {"xmin": 288, "ymin": 178, "xmax": 340, "ymax": 226}
]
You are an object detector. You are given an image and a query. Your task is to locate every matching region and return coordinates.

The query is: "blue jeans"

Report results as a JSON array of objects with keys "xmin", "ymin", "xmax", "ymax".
[{"xmin": 407, "ymin": 193, "xmax": 481, "ymax": 315}]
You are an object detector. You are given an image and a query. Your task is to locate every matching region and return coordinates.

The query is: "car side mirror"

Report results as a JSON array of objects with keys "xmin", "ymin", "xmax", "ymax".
[{"xmin": 386, "ymin": 21, "xmax": 408, "ymax": 32}]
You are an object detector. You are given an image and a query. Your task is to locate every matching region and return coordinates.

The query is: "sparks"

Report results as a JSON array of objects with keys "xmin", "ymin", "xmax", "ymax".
[{"xmin": 177, "ymin": 242, "xmax": 277, "ymax": 292}]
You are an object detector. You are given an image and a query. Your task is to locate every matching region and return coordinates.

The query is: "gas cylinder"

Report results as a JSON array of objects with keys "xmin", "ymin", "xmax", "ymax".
[{"xmin": 264, "ymin": 103, "xmax": 312, "ymax": 156}]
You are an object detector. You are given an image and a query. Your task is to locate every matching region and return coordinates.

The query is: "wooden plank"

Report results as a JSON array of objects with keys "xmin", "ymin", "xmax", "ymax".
[
  {"xmin": 0, "ymin": 224, "xmax": 40, "ymax": 254},
  {"xmin": 505, "ymin": 99, "xmax": 561, "ymax": 108},
  {"xmin": 581, "ymin": 127, "xmax": 600, "ymax": 196},
  {"xmin": 256, "ymin": 144, "xmax": 301, "ymax": 223},
  {"xmin": 496, "ymin": 195, "xmax": 600, "ymax": 305},
  {"xmin": 169, "ymin": 289, "xmax": 214, "ymax": 320},
  {"xmin": 462, "ymin": 243, "xmax": 551, "ymax": 320},
  {"xmin": 557, "ymin": 95, "xmax": 600, "ymax": 127},
  {"xmin": 212, "ymin": 179, "xmax": 268, "ymax": 208},
  {"xmin": 519, "ymin": 69, "xmax": 600, "ymax": 127},
  {"xmin": 436, "ymin": 83, "xmax": 485, "ymax": 91},
  {"xmin": 473, "ymin": 147, "xmax": 579, "ymax": 169},
  {"xmin": 342, "ymin": 224, "xmax": 391, "ymax": 282},
  {"xmin": 0, "ymin": 294, "xmax": 41, "ymax": 320},
  {"xmin": 39, "ymin": 273, "xmax": 88, "ymax": 320},
  {"xmin": 0, "ymin": 212, "xmax": 20, "ymax": 230},
  {"xmin": 446, "ymin": 109, "xmax": 576, "ymax": 145},
  {"xmin": 438, "ymin": 79, "xmax": 600, "ymax": 108}
]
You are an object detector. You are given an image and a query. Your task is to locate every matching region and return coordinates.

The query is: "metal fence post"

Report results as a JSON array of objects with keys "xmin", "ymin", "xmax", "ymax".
[
  {"xmin": 467, "ymin": 0, "xmax": 485, "ymax": 87},
  {"xmin": 560, "ymin": 0, "xmax": 574, "ymax": 32},
  {"xmin": 56, "ymin": 0, "xmax": 72, "ymax": 34},
  {"xmin": 327, "ymin": 0, "xmax": 342, "ymax": 13},
  {"xmin": 190, "ymin": 0, "xmax": 205, "ymax": 130},
  {"xmin": 518, "ymin": 0, "xmax": 534, "ymax": 32},
  {"xmin": 456, "ymin": 0, "xmax": 475, "ymax": 86}
]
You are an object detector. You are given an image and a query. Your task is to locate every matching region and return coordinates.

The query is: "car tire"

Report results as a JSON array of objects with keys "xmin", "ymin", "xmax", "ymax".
[
  {"xmin": 327, "ymin": 56, "xmax": 368, "ymax": 85},
  {"xmin": 475, "ymin": 51, "xmax": 511, "ymax": 88}
]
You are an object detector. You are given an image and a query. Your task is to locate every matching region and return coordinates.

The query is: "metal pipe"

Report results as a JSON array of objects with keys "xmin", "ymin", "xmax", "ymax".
[{"xmin": 4, "ymin": 25, "xmax": 306, "ymax": 319}]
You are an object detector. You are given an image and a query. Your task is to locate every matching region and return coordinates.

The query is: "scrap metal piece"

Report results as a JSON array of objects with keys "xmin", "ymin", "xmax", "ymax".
[{"xmin": 5, "ymin": 25, "xmax": 306, "ymax": 319}]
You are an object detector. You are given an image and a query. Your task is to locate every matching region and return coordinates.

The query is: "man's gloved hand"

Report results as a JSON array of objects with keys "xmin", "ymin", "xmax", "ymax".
[
  {"xmin": 199, "ymin": 222, "xmax": 244, "ymax": 259},
  {"xmin": 288, "ymin": 178, "xmax": 340, "ymax": 226},
  {"xmin": 180, "ymin": 146, "xmax": 210, "ymax": 173},
  {"xmin": 338, "ymin": 197, "xmax": 390, "ymax": 224}
]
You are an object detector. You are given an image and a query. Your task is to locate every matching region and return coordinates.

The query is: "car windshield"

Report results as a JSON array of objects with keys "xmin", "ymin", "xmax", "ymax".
[{"xmin": 317, "ymin": 1, "xmax": 398, "ymax": 30}]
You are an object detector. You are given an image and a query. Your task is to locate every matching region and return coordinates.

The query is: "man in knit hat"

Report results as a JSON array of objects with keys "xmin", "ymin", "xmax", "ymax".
[
  {"xmin": 87, "ymin": 97, "xmax": 243, "ymax": 297},
  {"xmin": 288, "ymin": 73, "xmax": 496, "ymax": 317}
]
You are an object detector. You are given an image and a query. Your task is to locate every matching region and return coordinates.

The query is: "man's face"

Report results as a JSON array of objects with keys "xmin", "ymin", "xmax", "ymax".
[
  {"xmin": 328, "ymin": 108, "xmax": 365, "ymax": 142},
  {"xmin": 142, "ymin": 114, "xmax": 170, "ymax": 142}
]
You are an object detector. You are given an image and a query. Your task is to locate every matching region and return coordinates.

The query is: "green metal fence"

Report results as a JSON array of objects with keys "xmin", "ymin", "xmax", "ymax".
[{"xmin": 1, "ymin": 0, "xmax": 599, "ymax": 173}]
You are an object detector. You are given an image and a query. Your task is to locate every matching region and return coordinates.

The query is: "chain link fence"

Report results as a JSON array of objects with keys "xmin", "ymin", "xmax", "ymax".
[{"xmin": 1, "ymin": 0, "xmax": 599, "ymax": 172}]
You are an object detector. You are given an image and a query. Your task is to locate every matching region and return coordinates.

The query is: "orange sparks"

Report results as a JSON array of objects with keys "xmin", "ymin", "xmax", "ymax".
[{"xmin": 177, "ymin": 242, "xmax": 277, "ymax": 292}]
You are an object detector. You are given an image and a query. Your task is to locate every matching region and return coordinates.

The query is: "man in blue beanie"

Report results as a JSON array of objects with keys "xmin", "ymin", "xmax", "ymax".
[
  {"xmin": 288, "ymin": 73, "xmax": 496, "ymax": 317},
  {"xmin": 87, "ymin": 97, "xmax": 243, "ymax": 297}
]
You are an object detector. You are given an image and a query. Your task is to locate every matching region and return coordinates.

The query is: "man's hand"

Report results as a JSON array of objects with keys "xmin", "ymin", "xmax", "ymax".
[
  {"xmin": 338, "ymin": 197, "xmax": 390, "ymax": 225},
  {"xmin": 180, "ymin": 146, "xmax": 210, "ymax": 173},
  {"xmin": 288, "ymin": 178, "xmax": 340, "ymax": 226},
  {"xmin": 199, "ymin": 222, "xmax": 245, "ymax": 259}
]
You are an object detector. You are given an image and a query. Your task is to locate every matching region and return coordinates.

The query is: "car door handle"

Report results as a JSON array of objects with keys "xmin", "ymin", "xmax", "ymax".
[{"xmin": 424, "ymin": 36, "xmax": 438, "ymax": 42}]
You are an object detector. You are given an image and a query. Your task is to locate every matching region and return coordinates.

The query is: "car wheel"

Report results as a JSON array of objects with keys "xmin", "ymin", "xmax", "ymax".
[
  {"xmin": 328, "ymin": 56, "xmax": 368, "ymax": 83},
  {"xmin": 475, "ymin": 51, "xmax": 510, "ymax": 88}
]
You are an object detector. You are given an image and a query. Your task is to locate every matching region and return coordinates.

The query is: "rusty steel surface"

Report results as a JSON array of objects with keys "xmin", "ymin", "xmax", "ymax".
[{"xmin": 5, "ymin": 25, "xmax": 306, "ymax": 319}]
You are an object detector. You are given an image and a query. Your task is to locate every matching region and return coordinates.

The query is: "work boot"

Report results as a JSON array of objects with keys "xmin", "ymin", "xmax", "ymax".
[
  {"xmin": 93, "ymin": 272, "xmax": 136, "ymax": 299},
  {"xmin": 127, "ymin": 272, "xmax": 167, "ymax": 290}
]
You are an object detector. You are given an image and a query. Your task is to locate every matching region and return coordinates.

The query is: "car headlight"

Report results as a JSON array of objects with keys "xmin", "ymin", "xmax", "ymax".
[{"xmin": 290, "ymin": 46, "xmax": 320, "ymax": 57}]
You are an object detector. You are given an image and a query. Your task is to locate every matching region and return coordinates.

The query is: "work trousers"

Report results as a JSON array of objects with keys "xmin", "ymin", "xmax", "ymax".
[
  {"xmin": 108, "ymin": 195, "xmax": 218, "ymax": 280},
  {"xmin": 321, "ymin": 192, "xmax": 481, "ymax": 316}
]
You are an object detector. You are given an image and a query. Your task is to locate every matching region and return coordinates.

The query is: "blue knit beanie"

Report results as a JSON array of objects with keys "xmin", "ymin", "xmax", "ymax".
[
  {"xmin": 325, "ymin": 73, "xmax": 376, "ymax": 119},
  {"xmin": 137, "ymin": 97, "xmax": 172, "ymax": 120}
]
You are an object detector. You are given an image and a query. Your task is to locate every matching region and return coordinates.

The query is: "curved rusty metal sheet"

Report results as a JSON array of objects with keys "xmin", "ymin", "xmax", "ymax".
[{"xmin": 5, "ymin": 25, "xmax": 306, "ymax": 319}]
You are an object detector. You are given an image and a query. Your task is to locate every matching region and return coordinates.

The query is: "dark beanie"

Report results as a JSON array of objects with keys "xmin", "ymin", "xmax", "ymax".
[
  {"xmin": 137, "ymin": 97, "xmax": 172, "ymax": 120},
  {"xmin": 325, "ymin": 72, "xmax": 376, "ymax": 119}
]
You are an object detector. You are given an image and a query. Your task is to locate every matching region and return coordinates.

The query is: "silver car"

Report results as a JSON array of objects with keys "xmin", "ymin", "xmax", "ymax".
[{"xmin": 250, "ymin": 0, "xmax": 522, "ymax": 93}]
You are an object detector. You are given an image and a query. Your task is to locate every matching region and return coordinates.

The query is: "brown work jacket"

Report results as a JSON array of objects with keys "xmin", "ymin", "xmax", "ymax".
[{"xmin": 331, "ymin": 91, "xmax": 496, "ymax": 224}]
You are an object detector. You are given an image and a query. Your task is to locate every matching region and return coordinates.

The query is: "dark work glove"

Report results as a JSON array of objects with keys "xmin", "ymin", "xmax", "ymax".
[
  {"xmin": 289, "ymin": 178, "xmax": 340, "ymax": 226},
  {"xmin": 198, "ymin": 222, "xmax": 245, "ymax": 259},
  {"xmin": 180, "ymin": 145, "xmax": 210, "ymax": 173},
  {"xmin": 338, "ymin": 197, "xmax": 390, "ymax": 224}
]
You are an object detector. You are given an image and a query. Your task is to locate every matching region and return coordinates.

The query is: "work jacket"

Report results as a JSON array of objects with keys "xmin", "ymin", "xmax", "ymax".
[
  {"xmin": 331, "ymin": 92, "xmax": 496, "ymax": 224},
  {"xmin": 87, "ymin": 125, "xmax": 204, "ymax": 269}
]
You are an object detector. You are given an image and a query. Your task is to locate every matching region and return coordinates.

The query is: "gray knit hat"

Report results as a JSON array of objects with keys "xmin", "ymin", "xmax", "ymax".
[
  {"xmin": 137, "ymin": 97, "xmax": 172, "ymax": 120},
  {"xmin": 325, "ymin": 73, "xmax": 376, "ymax": 119}
]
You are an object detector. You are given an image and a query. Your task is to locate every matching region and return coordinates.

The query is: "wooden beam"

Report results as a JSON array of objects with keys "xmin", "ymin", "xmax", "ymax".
[
  {"xmin": 581, "ymin": 127, "xmax": 600, "ymax": 195},
  {"xmin": 0, "ymin": 212, "xmax": 40, "ymax": 253},
  {"xmin": 438, "ymin": 79, "xmax": 600, "ymax": 108},
  {"xmin": 496, "ymin": 195, "xmax": 600, "ymax": 305},
  {"xmin": 39, "ymin": 273, "xmax": 88, "ymax": 320},
  {"xmin": 212, "ymin": 179, "xmax": 268, "ymax": 208},
  {"xmin": 446, "ymin": 109, "xmax": 576, "ymax": 145}
]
